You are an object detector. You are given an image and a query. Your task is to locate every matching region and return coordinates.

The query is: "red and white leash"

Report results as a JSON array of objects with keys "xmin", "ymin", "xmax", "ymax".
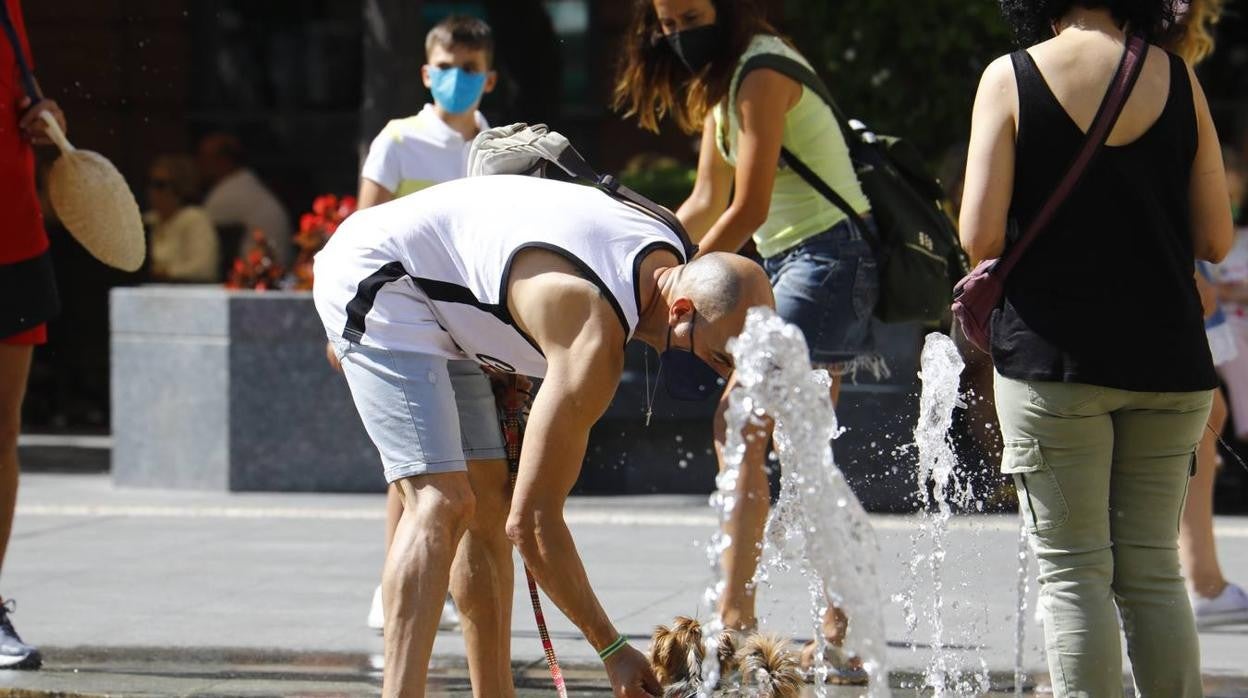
[{"xmin": 495, "ymin": 375, "xmax": 568, "ymax": 697}]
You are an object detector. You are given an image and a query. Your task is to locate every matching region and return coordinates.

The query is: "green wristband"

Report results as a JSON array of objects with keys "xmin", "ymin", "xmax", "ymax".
[{"xmin": 598, "ymin": 634, "xmax": 628, "ymax": 661}]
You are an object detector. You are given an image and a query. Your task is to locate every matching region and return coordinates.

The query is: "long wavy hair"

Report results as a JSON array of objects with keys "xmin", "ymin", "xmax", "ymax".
[
  {"xmin": 612, "ymin": 0, "xmax": 777, "ymax": 134},
  {"xmin": 1164, "ymin": 0, "xmax": 1224, "ymax": 65},
  {"xmin": 999, "ymin": 0, "xmax": 1180, "ymax": 46}
]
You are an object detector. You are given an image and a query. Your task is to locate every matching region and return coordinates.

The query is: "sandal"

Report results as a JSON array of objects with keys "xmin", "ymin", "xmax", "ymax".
[{"xmin": 799, "ymin": 640, "xmax": 869, "ymax": 686}]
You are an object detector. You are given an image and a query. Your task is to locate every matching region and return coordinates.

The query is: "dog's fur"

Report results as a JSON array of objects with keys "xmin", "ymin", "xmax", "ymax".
[{"xmin": 649, "ymin": 616, "xmax": 802, "ymax": 697}]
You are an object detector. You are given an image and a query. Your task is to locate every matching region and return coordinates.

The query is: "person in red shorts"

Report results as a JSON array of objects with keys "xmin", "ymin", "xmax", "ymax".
[{"xmin": 0, "ymin": 0, "xmax": 66, "ymax": 671}]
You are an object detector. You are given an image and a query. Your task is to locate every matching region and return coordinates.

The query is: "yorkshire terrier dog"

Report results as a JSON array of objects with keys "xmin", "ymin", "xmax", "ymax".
[{"xmin": 649, "ymin": 616, "xmax": 803, "ymax": 697}]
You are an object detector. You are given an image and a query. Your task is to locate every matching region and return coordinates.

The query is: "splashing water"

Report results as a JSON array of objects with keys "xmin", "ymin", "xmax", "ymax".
[
  {"xmin": 1013, "ymin": 516, "xmax": 1032, "ymax": 697},
  {"xmin": 697, "ymin": 385, "xmax": 750, "ymax": 694},
  {"xmin": 701, "ymin": 307, "xmax": 891, "ymax": 697},
  {"xmin": 899, "ymin": 333, "xmax": 990, "ymax": 696}
]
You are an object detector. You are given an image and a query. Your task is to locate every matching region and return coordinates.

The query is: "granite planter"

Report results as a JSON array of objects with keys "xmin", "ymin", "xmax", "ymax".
[
  {"xmin": 110, "ymin": 286, "xmax": 929, "ymax": 504},
  {"xmin": 110, "ymin": 286, "xmax": 382, "ymax": 492}
]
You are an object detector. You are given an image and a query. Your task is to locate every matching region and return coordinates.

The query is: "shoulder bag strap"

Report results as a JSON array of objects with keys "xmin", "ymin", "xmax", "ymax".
[
  {"xmin": 995, "ymin": 34, "xmax": 1148, "ymax": 277},
  {"xmin": 734, "ymin": 54, "xmax": 869, "ymax": 235},
  {"xmin": 0, "ymin": 1, "xmax": 39, "ymax": 101},
  {"xmin": 553, "ymin": 146, "xmax": 699, "ymax": 260}
]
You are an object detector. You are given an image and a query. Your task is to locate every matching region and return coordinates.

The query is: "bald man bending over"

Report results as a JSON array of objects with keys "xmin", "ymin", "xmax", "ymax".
[{"xmin": 313, "ymin": 175, "xmax": 773, "ymax": 697}]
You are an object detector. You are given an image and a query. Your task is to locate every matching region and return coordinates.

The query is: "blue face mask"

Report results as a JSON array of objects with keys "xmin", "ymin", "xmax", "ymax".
[{"xmin": 427, "ymin": 66, "xmax": 488, "ymax": 115}]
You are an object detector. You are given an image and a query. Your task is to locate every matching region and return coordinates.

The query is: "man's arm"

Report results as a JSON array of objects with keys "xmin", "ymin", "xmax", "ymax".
[
  {"xmin": 502, "ymin": 268, "xmax": 659, "ymax": 694},
  {"xmin": 505, "ymin": 326, "xmax": 622, "ymax": 649}
]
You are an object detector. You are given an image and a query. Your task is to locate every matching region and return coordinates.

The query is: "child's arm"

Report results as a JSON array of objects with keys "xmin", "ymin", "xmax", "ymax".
[{"xmin": 357, "ymin": 178, "xmax": 395, "ymax": 209}]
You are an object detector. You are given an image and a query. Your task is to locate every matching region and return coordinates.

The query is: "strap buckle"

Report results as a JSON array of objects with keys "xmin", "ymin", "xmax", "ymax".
[{"xmin": 596, "ymin": 174, "xmax": 620, "ymax": 193}]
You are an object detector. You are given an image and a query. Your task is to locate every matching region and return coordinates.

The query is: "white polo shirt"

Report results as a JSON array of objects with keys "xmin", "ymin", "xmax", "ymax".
[{"xmin": 360, "ymin": 104, "xmax": 489, "ymax": 198}]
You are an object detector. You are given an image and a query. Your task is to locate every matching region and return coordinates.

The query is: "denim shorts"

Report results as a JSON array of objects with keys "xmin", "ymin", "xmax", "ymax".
[
  {"xmin": 763, "ymin": 217, "xmax": 879, "ymax": 365},
  {"xmin": 329, "ymin": 338, "xmax": 507, "ymax": 483}
]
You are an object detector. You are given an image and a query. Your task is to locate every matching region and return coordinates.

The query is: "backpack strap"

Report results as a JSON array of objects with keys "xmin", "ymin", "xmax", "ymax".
[
  {"xmin": 552, "ymin": 146, "xmax": 699, "ymax": 261},
  {"xmin": 735, "ymin": 53, "xmax": 854, "ymax": 144},
  {"xmin": 469, "ymin": 122, "xmax": 698, "ymax": 260},
  {"xmin": 994, "ymin": 34, "xmax": 1148, "ymax": 278},
  {"xmin": 0, "ymin": 1, "xmax": 39, "ymax": 101},
  {"xmin": 733, "ymin": 53, "xmax": 870, "ymax": 238},
  {"xmin": 775, "ymin": 146, "xmax": 869, "ymax": 238}
]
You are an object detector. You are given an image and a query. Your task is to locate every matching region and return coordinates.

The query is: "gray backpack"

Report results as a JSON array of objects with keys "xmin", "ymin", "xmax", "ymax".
[{"xmin": 468, "ymin": 123, "xmax": 698, "ymax": 259}]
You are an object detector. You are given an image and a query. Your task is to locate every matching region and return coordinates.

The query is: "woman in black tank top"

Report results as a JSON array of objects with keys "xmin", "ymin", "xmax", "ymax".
[{"xmin": 960, "ymin": 2, "xmax": 1234, "ymax": 697}]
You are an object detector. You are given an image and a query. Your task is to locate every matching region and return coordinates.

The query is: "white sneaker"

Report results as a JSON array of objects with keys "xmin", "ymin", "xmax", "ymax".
[
  {"xmin": 367, "ymin": 585, "xmax": 384, "ymax": 632},
  {"xmin": 368, "ymin": 586, "xmax": 460, "ymax": 633},
  {"xmin": 1193, "ymin": 582, "xmax": 1248, "ymax": 630}
]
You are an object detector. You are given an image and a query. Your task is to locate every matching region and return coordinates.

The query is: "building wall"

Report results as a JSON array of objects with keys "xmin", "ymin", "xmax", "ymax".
[
  {"xmin": 16, "ymin": 0, "xmax": 1248, "ymax": 434},
  {"xmin": 24, "ymin": 0, "xmax": 192, "ymax": 195}
]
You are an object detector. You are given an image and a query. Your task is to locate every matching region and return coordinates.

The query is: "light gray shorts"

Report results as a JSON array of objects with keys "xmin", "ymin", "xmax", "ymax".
[{"xmin": 329, "ymin": 337, "xmax": 507, "ymax": 483}]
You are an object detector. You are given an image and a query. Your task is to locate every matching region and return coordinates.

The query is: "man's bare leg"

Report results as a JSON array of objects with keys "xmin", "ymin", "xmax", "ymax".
[
  {"xmin": 0, "ymin": 345, "xmax": 34, "ymax": 590},
  {"xmin": 448, "ymin": 458, "xmax": 515, "ymax": 697},
  {"xmin": 385, "ymin": 484, "xmax": 403, "ymax": 552},
  {"xmin": 384, "ymin": 472, "xmax": 475, "ymax": 697}
]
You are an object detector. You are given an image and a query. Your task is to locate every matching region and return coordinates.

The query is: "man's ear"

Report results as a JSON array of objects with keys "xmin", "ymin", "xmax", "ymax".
[
  {"xmin": 421, "ymin": 64, "xmax": 433, "ymax": 89},
  {"xmin": 483, "ymin": 70, "xmax": 499, "ymax": 94},
  {"xmin": 668, "ymin": 297, "xmax": 694, "ymax": 323}
]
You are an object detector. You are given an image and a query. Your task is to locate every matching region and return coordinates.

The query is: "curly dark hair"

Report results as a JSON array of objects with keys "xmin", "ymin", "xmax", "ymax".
[{"xmin": 999, "ymin": 0, "xmax": 1179, "ymax": 46}]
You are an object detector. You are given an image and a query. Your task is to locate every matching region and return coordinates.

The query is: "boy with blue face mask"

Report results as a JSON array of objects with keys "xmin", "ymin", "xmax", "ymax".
[
  {"xmin": 354, "ymin": 14, "xmax": 501, "ymax": 655},
  {"xmin": 358, "ymin": 15, "xmax": 497, "ymax": 207}
]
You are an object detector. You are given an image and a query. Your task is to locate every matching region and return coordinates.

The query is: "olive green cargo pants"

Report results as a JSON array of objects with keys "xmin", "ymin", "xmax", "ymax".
[{"xmin": 995, "ymin": 372, "xmax": 1212, "ymax": 698}]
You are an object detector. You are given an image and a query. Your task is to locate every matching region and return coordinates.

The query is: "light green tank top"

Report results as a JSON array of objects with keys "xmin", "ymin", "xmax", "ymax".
[{"xmin": 713, "ymin": 35, "xmax": 870, "ymax": 259}]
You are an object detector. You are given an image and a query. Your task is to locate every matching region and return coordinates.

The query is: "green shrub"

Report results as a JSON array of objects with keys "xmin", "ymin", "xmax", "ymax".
[{"xmin": 781, "ymin": 0, "xmax": 1013, "ymax": 161}]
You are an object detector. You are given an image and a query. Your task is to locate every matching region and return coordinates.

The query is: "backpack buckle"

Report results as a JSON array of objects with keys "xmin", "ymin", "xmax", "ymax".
[{"xmin": 597, "ymin": 174, "xmax": 620, "ymax": 193}]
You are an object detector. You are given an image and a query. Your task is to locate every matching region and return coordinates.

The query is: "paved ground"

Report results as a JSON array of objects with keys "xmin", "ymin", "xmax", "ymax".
[{"xmin": 2, "ymin": 473, "xmax": 1247, "ymax": 696}]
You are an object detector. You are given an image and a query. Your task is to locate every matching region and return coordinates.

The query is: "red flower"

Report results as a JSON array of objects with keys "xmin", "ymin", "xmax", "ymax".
[
  {"xmin": 229, "ymin": 191, "xmax": 353, "ymax": 290},
  {"xmin": 312, "ymin": 195, "xmax": 337, "ymax": 217}
]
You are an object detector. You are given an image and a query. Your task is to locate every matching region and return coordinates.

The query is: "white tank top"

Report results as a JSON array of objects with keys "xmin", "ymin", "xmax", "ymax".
[{"xmin": 312, "ymin": 175, "xmax": 686, "ymax": 377}]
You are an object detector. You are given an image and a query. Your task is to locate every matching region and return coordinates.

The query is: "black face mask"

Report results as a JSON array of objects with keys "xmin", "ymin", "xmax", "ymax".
[
  {"xmin": 660, "ymin": 310, "xmax": 722, "ymax": 401},
  {"xmin": 663, "ymin": 23, "xmax": 720, "ymax": 75}
]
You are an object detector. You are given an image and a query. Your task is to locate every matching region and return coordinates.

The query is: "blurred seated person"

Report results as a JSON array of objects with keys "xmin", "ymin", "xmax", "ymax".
[
  {"xmin": 145, "ymin": 155, "xmax": 219, "ymax": 283},
  {"xmin": 198, "ymin": 132, "xmax": 292, "ymax": 265}
]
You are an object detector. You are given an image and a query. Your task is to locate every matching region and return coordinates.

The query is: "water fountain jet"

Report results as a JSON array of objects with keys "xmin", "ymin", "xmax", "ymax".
[{"xmin": 701, "ymin": 307, "xmax": 891, "ymax": 697}]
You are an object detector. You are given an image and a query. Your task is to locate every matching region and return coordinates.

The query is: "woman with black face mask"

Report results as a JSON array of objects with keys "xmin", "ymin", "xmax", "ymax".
[{"xmin": 614, "ymin": 0, "xmax": 876, "ymax": 685}]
